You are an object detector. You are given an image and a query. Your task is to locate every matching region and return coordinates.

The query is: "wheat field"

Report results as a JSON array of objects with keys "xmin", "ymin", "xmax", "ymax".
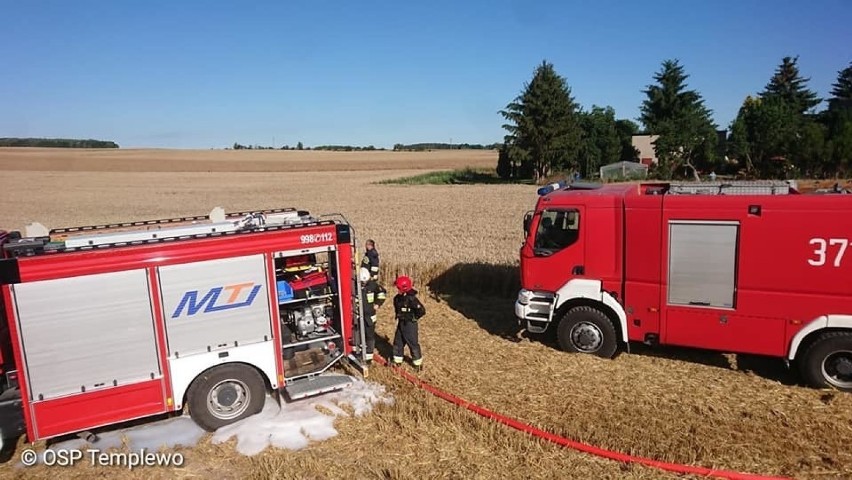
[{"xmin": 0, "ymin": 148, "xmax": 850, "ymax": 480}]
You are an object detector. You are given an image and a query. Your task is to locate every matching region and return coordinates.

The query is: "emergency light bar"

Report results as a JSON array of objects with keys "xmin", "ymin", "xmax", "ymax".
[{"xmin": 537, "ymin": 180, "xmax": 602, "ymax": 196}]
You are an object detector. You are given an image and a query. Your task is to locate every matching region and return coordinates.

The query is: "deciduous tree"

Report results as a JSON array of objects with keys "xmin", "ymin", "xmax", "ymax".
[{"xmin": 577, "ymin": 106, "xmax": 621, "ymax": 178}]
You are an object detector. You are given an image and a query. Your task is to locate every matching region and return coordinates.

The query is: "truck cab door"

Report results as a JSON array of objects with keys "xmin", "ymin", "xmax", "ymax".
[{"xmin": 521, "ymin": 207, "xmax": 586, "ymax": 292}]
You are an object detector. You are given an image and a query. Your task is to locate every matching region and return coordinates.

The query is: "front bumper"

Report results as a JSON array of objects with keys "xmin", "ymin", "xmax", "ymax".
[{"xmin": 514, "ymin": 289, "xmax": 556, "ymax": 334}]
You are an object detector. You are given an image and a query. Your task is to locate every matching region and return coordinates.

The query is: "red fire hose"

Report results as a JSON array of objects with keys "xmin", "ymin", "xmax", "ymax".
[{"xmin": 372, "ymin": 355, "xmax": 791, "ymax": 480}]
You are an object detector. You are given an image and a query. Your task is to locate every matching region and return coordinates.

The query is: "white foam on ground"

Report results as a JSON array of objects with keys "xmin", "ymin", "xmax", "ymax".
[
  {"xmin": 23, "ymin": 375, "xmax": 391, "ymax": 465},
  {"xmin": 26, "ymin": 416, "xmax": 205, "ymax": 466},
  {"xmin": 211, "ymin": 375, "xmax": 394, "ymax": 455}
]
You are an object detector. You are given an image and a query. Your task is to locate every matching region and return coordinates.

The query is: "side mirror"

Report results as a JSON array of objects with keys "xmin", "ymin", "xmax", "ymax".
[{"xmin": 523, "ymin": 211, "xmax": 533, "ymax": 237}]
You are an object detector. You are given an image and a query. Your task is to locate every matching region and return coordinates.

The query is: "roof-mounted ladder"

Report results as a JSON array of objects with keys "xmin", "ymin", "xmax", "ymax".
[
  {"xmin": 23, "ymin": 207, "xmax": 317, "ymax": 249},
  {"xmin": 666, "ymin": 180, "xmax": 797, "ymax": 196}
]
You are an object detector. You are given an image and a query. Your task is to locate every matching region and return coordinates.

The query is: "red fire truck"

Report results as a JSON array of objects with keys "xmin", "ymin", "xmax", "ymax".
[
  {"xmin": 515, "ymin": 181, "xmax": 852, "ymax": 391},
  {"xmin": 0, "ymin": 207, "xmax": 372, "ymax": 446}
]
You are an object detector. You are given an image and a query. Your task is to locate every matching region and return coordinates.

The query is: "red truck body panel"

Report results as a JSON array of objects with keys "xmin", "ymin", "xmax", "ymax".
[
  {"xmin": 520, "ymin": 182, "xmax": 852, "ymax": 359},
  {"xmin": 0, "ymin": 215, "xmax": 359, "ymax": 443}
]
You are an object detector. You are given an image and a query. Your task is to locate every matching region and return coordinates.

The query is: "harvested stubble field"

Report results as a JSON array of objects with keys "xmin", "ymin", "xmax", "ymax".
[{"xmin": 0, "ymin": 147, "xmax": 850, "ymax": 480}]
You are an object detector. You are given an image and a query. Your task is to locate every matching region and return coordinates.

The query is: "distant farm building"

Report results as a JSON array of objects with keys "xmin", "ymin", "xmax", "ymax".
[{"xmin": 631, "ymin": 134, "xmax": 658, "ymax": 167}]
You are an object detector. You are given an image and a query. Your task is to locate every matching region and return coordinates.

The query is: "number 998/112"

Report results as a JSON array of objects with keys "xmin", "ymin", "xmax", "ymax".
[{"xmin": 300, "ymin": 232, "xmax": 334, "ymax": 245}]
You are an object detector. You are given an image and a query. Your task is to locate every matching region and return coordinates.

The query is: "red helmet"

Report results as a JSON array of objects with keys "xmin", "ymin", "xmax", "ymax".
[{"xmin": 394, "ymin": 275, "xmax": 412, "ymax": 293}]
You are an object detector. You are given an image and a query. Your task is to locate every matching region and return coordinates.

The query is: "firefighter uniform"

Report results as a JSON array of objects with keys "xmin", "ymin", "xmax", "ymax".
[
  {"xmin": 392, "ymin": 288, "xmax": 426, "ymax": 369},
  {"xmin": 361, "ymin": 241, "xmax": 380, "ymax": 280},
  {"xmin": 360, "ymin": 278, "xmax": 387, "ymax": 358}
]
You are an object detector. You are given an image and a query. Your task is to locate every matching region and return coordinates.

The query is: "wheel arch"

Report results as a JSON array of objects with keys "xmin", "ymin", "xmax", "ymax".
[
  {"xmin": 788, "ymin": 314, "xmax": 852, "ymax": 361},
  {"xmin": 554, "ymin": 279, "xmax": 628, "ymax": 344},
  {"xmin": 555, "ymin": 297, "xmax": 626, "ymax": 345}
]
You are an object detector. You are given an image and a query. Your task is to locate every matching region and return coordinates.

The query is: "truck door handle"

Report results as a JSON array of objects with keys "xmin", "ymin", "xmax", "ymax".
[
  {"xmin": 719, "ymin": 315, "xmax": 728, "ymax": 325},
  {"xmin": 572, "ymin": 265, "xmax": 585, "ymax": 275}
]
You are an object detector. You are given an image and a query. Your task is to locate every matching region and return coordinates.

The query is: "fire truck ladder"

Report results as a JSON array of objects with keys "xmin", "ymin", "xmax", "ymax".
[
  {"xmin": 666, "ymin": 180, "xmax": 797, "ymax": 195},
  {"xmin": 25, "ymin": 207, "xmax": 317, "ymax": 249}
]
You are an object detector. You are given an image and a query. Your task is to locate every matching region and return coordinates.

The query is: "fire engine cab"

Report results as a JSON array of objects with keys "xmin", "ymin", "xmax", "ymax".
[
  {"xmin": 0, "ymin": 207, "xmax": 372, "ymax": 446},
  {"xmin": 515, "ymin": 181, "xmax": 852, "ymax": 391}
]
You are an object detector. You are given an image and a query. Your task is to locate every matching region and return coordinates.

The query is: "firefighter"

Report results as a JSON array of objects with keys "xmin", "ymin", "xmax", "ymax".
[
  {"xmin": 357, "ymin": 267, "xmax": 387, "ymax": 362},
  {"xmin": 361, "ymin": 239, "xmax": 380, "ymax": 281},
  {"xmin": 391, "ymin": 275, "xmax": 426, "ymax": 371}
]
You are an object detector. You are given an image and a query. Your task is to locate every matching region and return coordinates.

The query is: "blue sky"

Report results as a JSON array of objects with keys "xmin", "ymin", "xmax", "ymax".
[{"xmin": 1, "ymin": 1, "xmax": 849, "ymax": 149}]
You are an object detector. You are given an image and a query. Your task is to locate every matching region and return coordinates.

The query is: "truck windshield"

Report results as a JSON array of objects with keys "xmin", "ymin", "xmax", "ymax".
[{"xmin": 534, "ymin": 209, "xmax": 580, "ymax": 252}]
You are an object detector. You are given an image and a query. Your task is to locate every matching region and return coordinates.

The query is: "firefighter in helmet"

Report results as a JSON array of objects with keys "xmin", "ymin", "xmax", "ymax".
[
  {"xmin": 361, "ymin": 239, "xmax": 380, "ymax": 281},
  {"xmin": 391, "ymin": 275, "xmax": 426, "ymax": 371},
  {"xmin": 357, "ymin": 267, "xmax": 386, "ymax": 362}
]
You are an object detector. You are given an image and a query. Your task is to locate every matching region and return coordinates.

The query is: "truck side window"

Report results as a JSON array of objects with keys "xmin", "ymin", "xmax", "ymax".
[{"xmin": 534, "ymin": 209, "xmax": 579, "ymax": 251}]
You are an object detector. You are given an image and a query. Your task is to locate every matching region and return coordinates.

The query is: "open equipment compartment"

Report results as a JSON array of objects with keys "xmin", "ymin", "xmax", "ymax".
[{"xmin": 274, "ymin": 249, "xmax": 345, "ymax": 379}]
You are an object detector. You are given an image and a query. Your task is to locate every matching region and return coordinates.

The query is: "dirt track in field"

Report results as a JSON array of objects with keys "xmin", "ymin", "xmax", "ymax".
[{"xmin": 0, "ymin": 148, "xmax": 850, "ymax": 479}]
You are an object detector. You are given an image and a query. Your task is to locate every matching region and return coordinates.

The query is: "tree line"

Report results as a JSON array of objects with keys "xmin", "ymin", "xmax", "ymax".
[
  {"xmin": 499, "ymin": 57, "xmax": 852, "ymax": 181},
  {"xmin": 392, "ymin": 142, "xmax": 501, "ymax": 151},
  {"xmin": 0, "ymin": 138, "xmax": 119, "ymax": 148},
  {"xmin": 230, "ymin": 142, "xmax": 502, "ymax": 152}
]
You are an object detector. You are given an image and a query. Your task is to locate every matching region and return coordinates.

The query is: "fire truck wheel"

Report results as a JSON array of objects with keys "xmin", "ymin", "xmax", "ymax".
[
  {"xmin": 186, "ymin": 364, "xmax": 267, "ymax": 431},
  {"xmin": 799, "ymin": 331, "xmax": 852, "ymax": 392},
  {"xmin": 556, "ymin": 306, "xmax": 618, "ymax": 358}
]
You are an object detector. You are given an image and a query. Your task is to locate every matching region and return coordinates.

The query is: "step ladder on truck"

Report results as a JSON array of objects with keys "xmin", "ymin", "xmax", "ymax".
[{"xmin": 0, "ymin": 206, "xmax": 371, "ymax": 447}]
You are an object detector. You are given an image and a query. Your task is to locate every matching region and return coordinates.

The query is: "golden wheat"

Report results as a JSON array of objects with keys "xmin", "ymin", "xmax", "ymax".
[{"xmin": 1, "ymin": 149, "xmax": 849, "ymax": 479}]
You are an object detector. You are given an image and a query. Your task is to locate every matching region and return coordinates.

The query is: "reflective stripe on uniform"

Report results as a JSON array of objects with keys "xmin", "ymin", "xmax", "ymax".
[
  {"xmin": 367, "ymin": 293, "xmax": 375, "ymax": 302},
  {"xmin": 370, "ymin": 266, "xmax": 379, "ymax": 272},
  {"xmin": 370, "ymin": 315, "xmax": 377, "ymax": 322},
  {"xmin": 393, "ymin": 356, "xmax": 404, "ymax": 364},
  {"xmin": 412, "ymin": 358, "xmax": 423, "ymax": 366}
]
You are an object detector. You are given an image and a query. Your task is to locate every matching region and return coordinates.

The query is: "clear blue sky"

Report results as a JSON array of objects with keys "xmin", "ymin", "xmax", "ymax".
[{"xmin": 1, "ymin": 0, "xmax": 849, "ymax": 149}]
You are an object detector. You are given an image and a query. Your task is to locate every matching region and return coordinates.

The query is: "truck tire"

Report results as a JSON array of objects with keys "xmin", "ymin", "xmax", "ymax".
[
  {"xmin": 798, "ymin": 331, "xmax": 852, "ymax": 392},
  {"xmin": 186, "ymin": 364, "xmax": 266, "ymax": 431},
  {"xmin": 556, "ymin": 306, "xmax": 618, "ymax": 358}
]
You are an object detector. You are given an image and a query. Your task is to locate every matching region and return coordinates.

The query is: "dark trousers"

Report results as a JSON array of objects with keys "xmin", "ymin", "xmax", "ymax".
[
  {"xmin": 353, "ymin": 317, "xmax": 376, "ymax": 355},
  {"xmin": 393, "ymin": 320, "xmax": 421, "ymax": 362},
  {"xmin": 364, "ymin": 317, "xmax": 376, "ymax": 354}
]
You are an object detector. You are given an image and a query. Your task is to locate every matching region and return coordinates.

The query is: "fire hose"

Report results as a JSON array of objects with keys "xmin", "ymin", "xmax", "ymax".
[{"xmin": 372, "ymin": 355, "xmax": 791, "ymax": 480}]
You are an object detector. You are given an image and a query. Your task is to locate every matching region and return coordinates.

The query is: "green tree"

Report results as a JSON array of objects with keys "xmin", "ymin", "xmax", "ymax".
[
  {"xmin": 761, "ymin": 56, "xmax": 821, "ymax": 115},
  {"xmin": 577, "ymin": 106, "xmax": 622, "ymax": 178},
  {"xmin": 499, "ymin": 60, "xmax": 582, "ymax": 182},
  {"xmin": 496, "ymin": 143, "xmax": 514, "ymax": 179},
  {"xmin": 615, "ymin": 119, "xmax": 640, "ymax": 162},
  {"xmin": 730, "ymin": 57, "xmax": 834, "ymax": 178},
  {"xmin": 296, "ymin": 141, "xmax": 304, "ymax": 150},
  {"xmin": 829, "ymin": 61, "xmax": 852, "ymax": 112},
  {"xmin": 823, "ymin": 62, "xmax": 852, "ymax": 176},
  {"xmin": 728, "ymin": 96, "xmax": 798, "ymax": 177},
  {"xmin": 640, "ymin": 59, "xmax": 718, "ymax": 180}
]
